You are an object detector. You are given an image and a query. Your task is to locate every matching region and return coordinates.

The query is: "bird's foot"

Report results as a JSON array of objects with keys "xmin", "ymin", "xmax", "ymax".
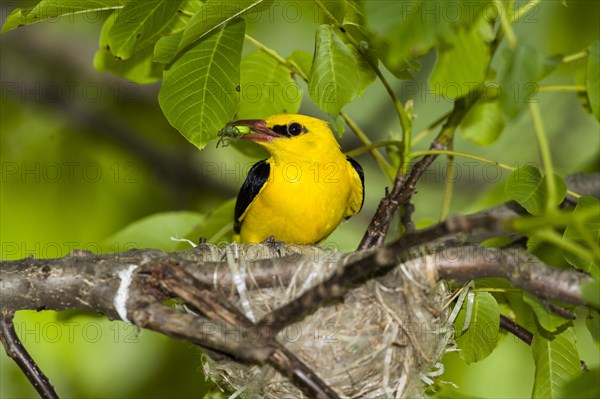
[{"xmin": 261, "ymin": 236, "xmax": 285, "ymax": 256}]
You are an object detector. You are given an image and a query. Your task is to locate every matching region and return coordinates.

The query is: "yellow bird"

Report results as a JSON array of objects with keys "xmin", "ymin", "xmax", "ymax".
[{"xmin": 228, "ymin": 114, "xmax": 364, "ymax": 244}]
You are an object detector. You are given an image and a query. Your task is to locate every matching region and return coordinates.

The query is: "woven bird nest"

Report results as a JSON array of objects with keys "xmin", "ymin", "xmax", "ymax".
[{"xmin": 199, "ymin": 244, "xmax": 453, "ymax": 398}]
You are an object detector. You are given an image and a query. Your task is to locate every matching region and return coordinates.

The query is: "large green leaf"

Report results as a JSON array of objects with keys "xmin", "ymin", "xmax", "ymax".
[
  {"xmin": 558, "ymin": 367, "xmax": 600, "ymax": 399},
  {"xmin": 459, "ymin": 99, "xmax": 505, "ymax": 145},
  {"xmin": 505, "ymin": 166, "xmax": 567, "ymax": 215},
  {"xmin": 235, "ymin": 50, "xmax": 302, "ymax": 120},
  {"xmin": 308, "ymin": 24, "xmax": 359, "ymax": 115},
  {"xmin": 563, "ymin": 196, "xmax": 600, "ymax": 277},
  {"xmin": 429, "ymin": 24, "xmax": 490, "ymax": 99},
  {"xmin": 158, "ymin": 20, "xmax": 245, "ymax": 149},
  {"xmin": 177, "ymin": 0, "xmax": 269, "ymax": 56},
  {"xmin": 93, "ymin": 12, "xmax": 164, "ymax": 84},
  {"xmin": 107, "ymin": 0, "xmax": 183, "ymax": 60},
  {"xmin": 338, "ymin": 0, "xmax": 377, "ymax": 94},
  {"xmin": 103, "ymin": 211, "xmax": 204, "ymax": 252},
  {"xmin": 364, "ymin": 1, "xmax": 492, "ymax": 79},
  {"xmin": 499, "ymin": 44, "xmax": 560, "ymax": 118},
  {"xmin": 531, "ymin": 327, "xmax": 581, "ymax": 399},
  {"xmin": 453, "ymin": 291, "xmax": 500, "ymax": 364},
  {"xmin": 365, "ymin": 0, "xmax": 440, "ymax": 79},
  {"xmin": 587, "ymin": 41, "xmax": 600, "ymax": 122},
  {"xmin": 2, "ymin": 0, "xmax": 127, "ymax": 33}
]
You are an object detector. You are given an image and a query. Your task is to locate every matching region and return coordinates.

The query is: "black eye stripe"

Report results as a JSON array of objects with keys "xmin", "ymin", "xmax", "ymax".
[
  {"xmin": 272, "ymin": 124, "xmax": 287, "ymax": 135},
  {"xmin": 271, "ymin": 123, "xmax": 306, "ymax": 137}
]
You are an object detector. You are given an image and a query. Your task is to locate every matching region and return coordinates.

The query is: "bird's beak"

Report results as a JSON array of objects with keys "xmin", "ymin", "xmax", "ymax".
[{"xmin": 227, "ymin": 119, "xmax": 279, "ymax": 143}]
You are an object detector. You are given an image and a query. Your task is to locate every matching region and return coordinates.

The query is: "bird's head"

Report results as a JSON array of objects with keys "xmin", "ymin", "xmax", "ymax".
[{"xmin": 227, "ymin": 114, "xmax": 340, "ymax": 159}]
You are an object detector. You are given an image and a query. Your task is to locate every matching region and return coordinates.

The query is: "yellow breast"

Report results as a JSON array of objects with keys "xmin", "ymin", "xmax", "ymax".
[{"xmin": 239, "ymin": 157, "xmax": 357, "ymax": 244}]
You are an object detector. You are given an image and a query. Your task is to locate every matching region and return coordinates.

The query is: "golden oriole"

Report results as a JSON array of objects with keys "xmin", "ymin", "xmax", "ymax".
[{"xmin": 228, "ymin": 114, "xmax": 364, "ymax": 244}]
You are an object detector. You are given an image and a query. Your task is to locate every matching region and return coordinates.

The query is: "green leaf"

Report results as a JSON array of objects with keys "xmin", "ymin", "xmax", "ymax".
[
  {"xmin": 582, "ymin": 280, "xmax": 600, "ymax": 309},
  {"xmin": 563, "ymin": 196, "xmax": 600, "ymax": 277},
  {"xmin": 2, "ymin": 0, "xmax": 127, "ymax": 33},
  {"xmin": 558, "ymin": 367, "xmax": 600, "ymax": 399},
  {"xmin": 107, "ymin": 0, "xmax": 183, "ymax": 60},
  {"xmin": 93, "ymin": 12, "xmax": 164, "ymax": 84},
  {"xmin": 339, "ymin": 1, "xmax": 377, "ymax": 94},
  {"xmin": 531, "ymin": 327, "xmax": 581, "ymax": 399},
  {"xmin": 235, "ymin": 51, "xmax": 302, "ymax": 120},
  {"xmin": 154, "ymin": 31, "xmax": 184, "ymax": 63},
  {"xmin": 523, "ymin": 293, "xmax": 572, "ymax": 333},
  {"xmin": 158, "ymin": 19, "xmax": 245, "ymax": 150},
  {"xmin": 308, "ymin": 24, "xmax": 359, "ymax": 115},
  {"xmin": 453, "ymin": 291, "xmax": 500, "ymax": 364},
  {"xmin": 103, "ymin": 211, "xmax": 204, "ymax": 252},
  {"xmin": 499, "ymin": 44, "xmax": 560, "ymax": 118},
  {"xmin": 586, "ymin": 41, "xmax": 600, "ymax": 122},
  {"xmin": 585, "ymin": 309, "xmax": 600, "ymax": 351},
  {"xmin": 429, "ymin": 25, "xmax": 490, "ymax": 99},
  {"xmin": 288, "ymin": 50, "xmax": 313, "ymax": 77},
  {"xmin": 459, "ymin": 99, "xmax": 505, "ymax": 145},
  {"xmin": 152, "ymin": 0, "xmax": 205, "ymax": 63},
  {"xmin": 328, "ymin": 113, "xmax": 346, "ymax": 137},
  {"xmin": 505, "ymin": 166, "xmax": 567, "ymax": 215},
  {"xmin": 365, "ymin": 0, "xmax": 439, "ymax": 79},
  {"xmin": 177, "ymin": 0, "xmax": 269, "ymax": 56},
  {"xmin": 348, "ymin": 45, "xmax": 377, "ymax": 95}
]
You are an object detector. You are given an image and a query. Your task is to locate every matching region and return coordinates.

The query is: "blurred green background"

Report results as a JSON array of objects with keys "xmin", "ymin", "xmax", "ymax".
[{"xmin": 1, "ymin": 1, "xmax": 598, "ymax": 398}]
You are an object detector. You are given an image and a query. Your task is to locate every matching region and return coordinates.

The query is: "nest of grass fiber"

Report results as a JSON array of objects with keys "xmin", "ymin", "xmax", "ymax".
[{"xmin": 199, "ymin": 244, "xmax": 453, "ymax": 398}]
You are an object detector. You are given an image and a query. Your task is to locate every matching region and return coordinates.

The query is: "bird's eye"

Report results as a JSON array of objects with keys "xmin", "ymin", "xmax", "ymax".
[{"xmin": 288, "ymin": 123, "xmax": 303, "ymax": 136}]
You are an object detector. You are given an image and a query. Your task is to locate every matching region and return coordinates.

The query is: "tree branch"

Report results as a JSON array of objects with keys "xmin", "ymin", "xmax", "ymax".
[
  {"xmin": 2, "ymin": 173, "xmax": 598, "ymax": 397},
  {"xmin": 358, "ymin": 99, "xmax": 470, "ymax": 250}
]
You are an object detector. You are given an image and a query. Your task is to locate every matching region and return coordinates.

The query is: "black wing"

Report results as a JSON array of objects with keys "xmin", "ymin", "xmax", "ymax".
[
  {"xmin": 234, "ymin": 160, "xmax": 270, "ymax": 234},
  {"xmin": 346, "ymin": 155, "xmax": 365, "ymax": 216}
]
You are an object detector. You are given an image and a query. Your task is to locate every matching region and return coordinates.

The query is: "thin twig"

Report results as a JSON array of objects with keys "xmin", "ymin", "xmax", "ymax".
[
  {"xmin": 499, "ymin": 314, "xmax": 533, "ymax": 345},
  {"xmin": 0, "ymin": 310, "xmax": 59, "ymax": 399}
]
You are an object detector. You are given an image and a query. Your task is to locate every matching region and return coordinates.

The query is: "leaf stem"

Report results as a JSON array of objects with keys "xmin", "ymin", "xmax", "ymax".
[
  {"xmin": 511, "ymin": 0, "xmax": 542, "ymax": 23},
  {"xmin": 345, "ymin": 140, "xmax": 402, "ymax": 157},
  {"xmin": 409, "ymin": 149, "xmax": 514, "ymax": 171},
  {"xmin": 529, "ymin": 102, "xmax": 557, "ymax": 212},
  {"xmin": 496, "ymin": 1, "xmax": 517, "ymax": 50},
  {"xmin": 340, "ymin": 113, "xmax": 395, "ymax": 178},
  {"xmin": 440, "ymin": 143, "xmax": 455, "ymax": 221},
  {"xmin": 562, "ymin": 50, "xmax": 589, "ymax": 64},
  {"xmin": 244, "ymin": 34, "xmax": 293, "ymax": 74},
  {"xmin": 537, "ymin": 85, "xmax": 587, "ymax": 93},
  {"xmin": 533, "ymin": 228, "xmax": 593, "ymax": 263},
  {"xmin": 496, "ymin": 1, "xmax": 558, "ymax": 213}
]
